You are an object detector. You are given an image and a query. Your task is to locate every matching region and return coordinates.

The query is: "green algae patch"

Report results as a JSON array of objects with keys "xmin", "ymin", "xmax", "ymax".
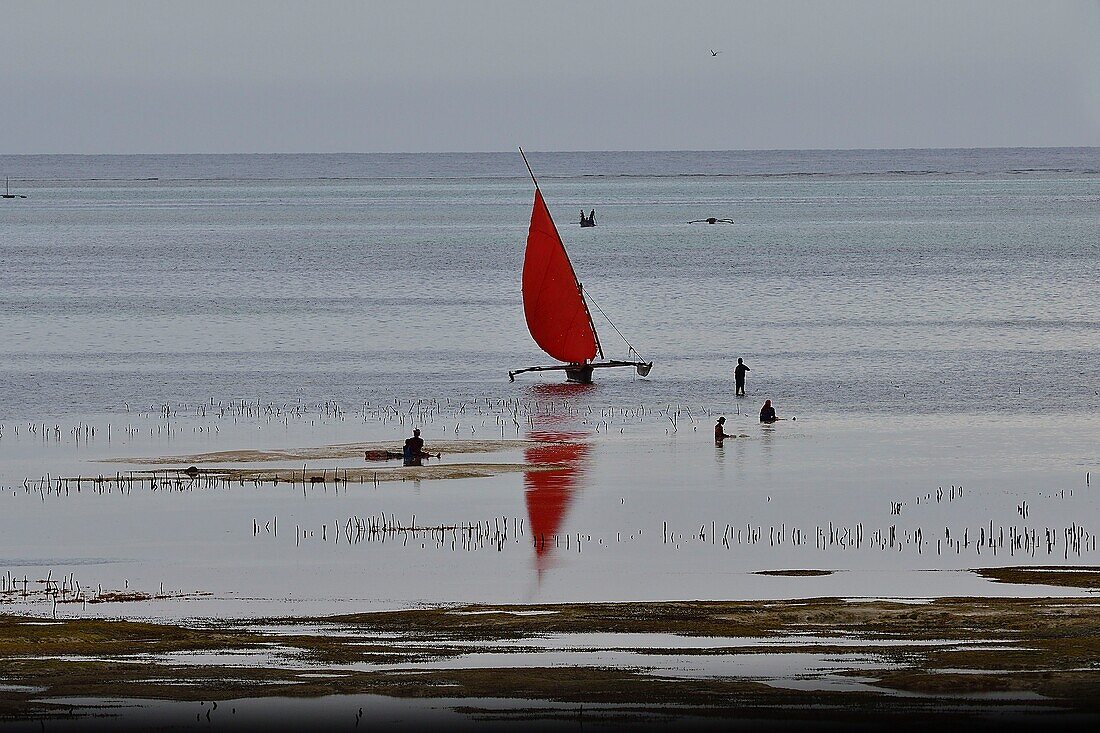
[{"xmin": 0, "ymin": 615, "xmax": 264, "ymax": 657}]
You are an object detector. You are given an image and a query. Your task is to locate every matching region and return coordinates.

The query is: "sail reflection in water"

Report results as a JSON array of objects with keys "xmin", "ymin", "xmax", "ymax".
[{"xmin": 523, "ymin": 432, "xmax": 590, "ymax": 575}]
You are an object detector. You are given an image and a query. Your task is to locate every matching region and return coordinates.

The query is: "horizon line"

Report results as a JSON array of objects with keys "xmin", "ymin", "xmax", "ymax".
[{"xmin": 2, "ymin": 145, "xmax": 1099, "ymax": 158}]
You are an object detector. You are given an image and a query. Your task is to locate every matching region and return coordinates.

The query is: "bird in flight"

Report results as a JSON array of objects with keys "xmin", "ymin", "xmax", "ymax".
[{"xmin": 710, "ymin": 49, "xmax": 721, "ymax": 56}]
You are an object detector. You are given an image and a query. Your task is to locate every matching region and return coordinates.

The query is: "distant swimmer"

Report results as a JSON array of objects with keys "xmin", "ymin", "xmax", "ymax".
[
  {"xmin": 688, "ymin": 217, "xmax": 734, "ymax": 224},
  {"xmin": 734, "ymin": 357, "xmax": 749, "ymax": 397},
  {"xmin": 759, "ymin": 399, "xmax": 777, "ymax": 424},
  {"xmin": 714, "ymin": 416, "xmax": 734, "ymax": 442}
]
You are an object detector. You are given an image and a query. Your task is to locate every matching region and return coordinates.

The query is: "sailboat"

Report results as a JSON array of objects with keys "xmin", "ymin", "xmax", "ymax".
[
  {"xmin": 509, "ymin": 150, "xmax": 652, "ymax": 384},
  {"xmin": 2, "ymin": 178, "xmax": 26, "ymax": 199}
]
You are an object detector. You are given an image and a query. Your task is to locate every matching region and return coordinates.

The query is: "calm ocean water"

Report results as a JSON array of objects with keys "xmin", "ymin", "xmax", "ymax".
[
  {"xmin": 1, "ymin": 148, "xmax": 1097, "ymax": 420},
  {"xmin": 1, "ymin": 149, "xmax": 1099, "ymax": 615}
]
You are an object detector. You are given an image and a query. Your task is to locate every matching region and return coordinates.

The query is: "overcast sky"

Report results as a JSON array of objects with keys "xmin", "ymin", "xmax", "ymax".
[{"xmin": 2, "ymin": 0, "xmax": 1098, "ymax": 153}]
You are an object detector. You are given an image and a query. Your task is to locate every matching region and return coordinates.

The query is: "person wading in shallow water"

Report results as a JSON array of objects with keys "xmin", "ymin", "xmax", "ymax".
[
  {"xmin": 714, "ymin": 416, "xmax": 735, "ymax": 443},
  {"xmin": 403, "ymin": 428, "xmax": 427, "ymax": 465},
  {"xmin": 734, "ymin": 357, "xmax": 750, "ymax": 396},
  {"xmin": 759, "ymin": 400, "xmax": 777, "ymax": 424}
]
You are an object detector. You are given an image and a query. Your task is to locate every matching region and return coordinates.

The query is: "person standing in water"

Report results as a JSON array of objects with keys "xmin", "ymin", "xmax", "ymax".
[
  {"xmin": 714, "ymin": 416, "xmax": 734, "ymax": 443},
  {"xmin": 759, "ymin": 400, "xmax": 777, "ymax": 424},
  {"xmin": 734, "ymin": 358, "xmax": 750, "ymax": 396}
]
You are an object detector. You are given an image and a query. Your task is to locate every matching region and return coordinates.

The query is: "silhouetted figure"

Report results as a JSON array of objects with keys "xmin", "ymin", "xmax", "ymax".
[
  {"xmin": 580, "ymin": 209, "xmax": 586, "ymax": 225},
  {"xmin": 734, "ymin": 358, "xmax": 750, "ymax": 396},
  {"xmin": 759, "ymin": 400, "xmax": 777, "ymax": 424},
  {"xmin": 589, "ymin": 209, "xmax": 596, "ymax": 226},
  {"xmin": 715, "ymin": 416, "xmax": 734, "ymax": 443},
  {"xmin": 403, "ymin": 428, "xmax": 426, "ymax": 466}
]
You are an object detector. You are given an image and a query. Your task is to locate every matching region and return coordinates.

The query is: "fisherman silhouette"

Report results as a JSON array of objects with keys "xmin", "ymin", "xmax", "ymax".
[
  {"xmin": 734, "ymin": 358, "xmax": 750, "ymax": 396},
  {"xmin": 403, "ymin": 428, "xmax": 427, "ymax": 466},
  {"xmin": 714, "ymin": 416, "xmax": 734, "ymax": 443},
  {"xmin": 759, "ymin": 400, "xmax": 777, "ymax": 424}
]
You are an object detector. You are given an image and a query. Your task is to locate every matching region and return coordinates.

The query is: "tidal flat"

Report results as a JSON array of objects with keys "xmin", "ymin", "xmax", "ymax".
[{"xmin": 3, "ymin": 591, "xmax": 1100, "ymax": 730}]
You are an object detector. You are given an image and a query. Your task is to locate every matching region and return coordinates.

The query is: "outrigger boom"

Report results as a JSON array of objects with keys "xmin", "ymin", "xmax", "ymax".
[{"xmin": 510, "ymin": 360, "xmax": 652, "ymax": 384}]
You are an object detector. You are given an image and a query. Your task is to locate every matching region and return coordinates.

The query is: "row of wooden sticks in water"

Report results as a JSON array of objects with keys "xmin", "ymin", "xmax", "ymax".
[
  {"xmin": 247, "ymin": 510, "xmax": 1100, "ymax": 559},
  {"xmin": 15, "ymin": 466, "xmax": 430, "ymax": 497},
  {"xmin": 0, "ymin": 396, "xmax": 712, "ymax": 446}
]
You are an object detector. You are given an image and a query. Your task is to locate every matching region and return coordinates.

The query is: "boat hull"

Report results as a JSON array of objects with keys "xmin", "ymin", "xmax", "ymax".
[{"xmin": 565, "ymin": 365, "xmax": 594, "ymax": 383}]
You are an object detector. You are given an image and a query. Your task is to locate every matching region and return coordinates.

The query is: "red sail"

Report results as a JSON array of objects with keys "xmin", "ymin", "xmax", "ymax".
[{"xmin": 522, "ymin": 189, "xmax": 598, "ymax": 364}]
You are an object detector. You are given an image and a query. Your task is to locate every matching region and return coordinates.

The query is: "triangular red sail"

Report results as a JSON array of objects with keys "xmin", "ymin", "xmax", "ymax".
[{"xmin": 522, "ymin": 189, "xmax": 598, "ymax": 364}]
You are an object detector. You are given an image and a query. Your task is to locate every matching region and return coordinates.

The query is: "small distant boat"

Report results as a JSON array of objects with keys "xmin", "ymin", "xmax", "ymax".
[
  {"xmin": 509, "ymin": 150, "xmax": 652, "ymax": 385},
  {"xmin": 2, "ymin": 178, "xmax": 26, "ymax": 199}
]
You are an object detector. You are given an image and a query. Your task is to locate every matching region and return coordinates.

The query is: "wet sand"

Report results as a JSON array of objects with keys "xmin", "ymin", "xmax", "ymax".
[
  {"xmin": 58, "ymin": 461, "xmax": 557, "ymax": 486},
  {"xmin": 61, "ymin": 438, "xmax": 568, "ymax": 486},
  {"xmin": 3, "ymin": 589, "xmax": 1100, "ymax": 729}
]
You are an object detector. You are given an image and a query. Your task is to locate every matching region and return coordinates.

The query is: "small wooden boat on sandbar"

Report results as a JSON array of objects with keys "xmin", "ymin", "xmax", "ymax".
[{"xmin": 509, "ymin": 150, "xmax": 652, "ymax": 385}]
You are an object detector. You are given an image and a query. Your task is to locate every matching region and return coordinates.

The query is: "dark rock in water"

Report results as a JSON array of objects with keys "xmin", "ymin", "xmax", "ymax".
[{"xmin": 184, "ymin": 466, "xmax": 199, "ymax": 478}]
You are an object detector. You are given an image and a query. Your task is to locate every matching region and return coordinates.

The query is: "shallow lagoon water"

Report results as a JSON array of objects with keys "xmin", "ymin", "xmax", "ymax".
[
  {"xmin": 1, "ymin": 403, "xmax": 1098, "ymax": 617},
  {"xmin": 1, "ymin": 149, "xmax": 1099, "ymax": 618}
]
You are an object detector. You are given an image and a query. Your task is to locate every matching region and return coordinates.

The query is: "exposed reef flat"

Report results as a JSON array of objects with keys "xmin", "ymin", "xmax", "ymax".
[{"xmin": 4, "ymin": 591, "xmax": 1100, "ymax": 728}]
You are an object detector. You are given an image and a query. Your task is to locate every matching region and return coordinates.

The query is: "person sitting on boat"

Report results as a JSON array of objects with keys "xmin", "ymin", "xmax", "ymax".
[
  {"xmin": 714, "ymin": 416, "xmax": 734, "ymax": 443},
  {"xmin": 589, "ymin": 209, "xmax": 596, "ymax": 226},
  {"xmin": 759, "ymin": 400, "xmax": 777, "ymax": 424},
  {"xmin": 580, "ymin": 209, "xmax": 587, "ymax": 226},
  {"xmin": 403, "ymin": 428, "xmax": 428, "ymax": 466}
]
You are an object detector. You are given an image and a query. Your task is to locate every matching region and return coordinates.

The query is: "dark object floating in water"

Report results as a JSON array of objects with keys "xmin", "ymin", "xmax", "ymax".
[
  {"xmin": 580, "ymin": 209, "xmax": 596, "ymax": 227},
  {"xmin": 2, "ymin": 178, "xmax": 27, "ymax": 199},
  {"xmin": 689, "ymin": 218, "xmax": 734, "ymax": 224},
  {"xmin": 183, "ymin": 465, "xmax": 200, "ymax": 478},
  {"xmin": 754, "ymin": 569, "xmax": 834, "ymax": 577},
  {"xmin": 509, "ymin": 149, "xmax": 651, "ymax": 385},
  {"xmin": 365, "ymin": 450, "xmax": 405, "ymax": 461},
  {"xmin": 365, "ymin": 449, "xmax": 440, "ymax": 462}
]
